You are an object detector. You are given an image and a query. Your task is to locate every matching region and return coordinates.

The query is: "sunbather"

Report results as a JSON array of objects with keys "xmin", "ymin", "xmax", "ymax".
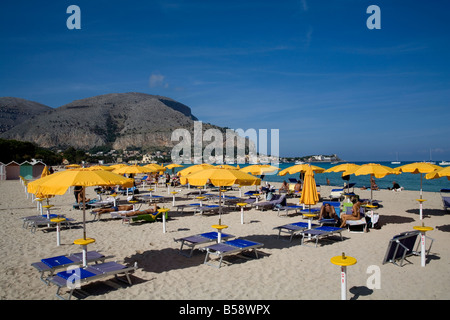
[
  {"xmin": 318, "ymin": 203, "xmax": 339, "ymax": 222},
  {"xmin": 294, "ymin": 181, "xmax": 302, "ymax": 193},
  {"xmin": 92, "ymin": 205, "xmax": 134, "ymax": 216},
  {"xmin": 119, "ymin": 204, "xmax": 160, "ymax": 217},
  {"xmin": 340, "ymin": 198, "xmax": 361, "ymax": 228}
]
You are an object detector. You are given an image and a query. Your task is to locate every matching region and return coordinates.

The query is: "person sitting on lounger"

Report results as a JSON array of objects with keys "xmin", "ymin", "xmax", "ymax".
[
  {"xmin": 92, "ymin": 204, "xmax": 134, "ymax": 215},
  {"xmin": 319, "ymin": 203, "xmax": 339, "ymax": 223},
  {"xmin": 279, "ymin": 181, "xmax": 289, "ymax": 194},
  {"xmin": 294, "ymin": 181, "xmax": 302, "ymax": 193},
  {"xmin": 340, "ymin": 198, "xmax": 361, "ymax": 228},
  {"xmin": 77, "ymin": 191, "xmax": 91, "ymax": 204},
  {"xmin": 120, "ymin": 204, "xmax": 160, "ymax": 217}
]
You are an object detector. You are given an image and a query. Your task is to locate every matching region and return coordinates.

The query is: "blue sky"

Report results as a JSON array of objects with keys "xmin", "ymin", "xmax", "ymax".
[{"xmin": 1, "ymin": 0, "xmax": 449, "ymax": 161}]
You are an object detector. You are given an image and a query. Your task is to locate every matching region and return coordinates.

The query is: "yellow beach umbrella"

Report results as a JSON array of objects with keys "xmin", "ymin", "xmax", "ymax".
[
  {"xmin": 300, "ymin": 165, "xmax": 319, "ymax": 208},
  {"xmin": 165, "ymin": 163, "xmax": 184, "ymax": 170},
  {"xmin": 112, "ymin": 165, "xmax": 150, "ymax": 175},
  {"xmin": 27, "ymin": 169, "xmax": 133, "ymax": 239},
  {"xmin": 144, "ymin": 163, "xmax": 166, "ymax": 172},
  {"xmin": 40, "ymin": 166, "xmax": 50, "ymax": 178},
  {"xmin": 394, "ymin": 162, "xmax": 442, "ymax": 198},
  {"xmin": 180, "ymin": 167, "xmax": 261, "ymax": 224},
  {"xmin": 278, "ymin": 164, "xmax": 325, "ymax": 176},
  {"xmin": 65, "ymin": 164, "xmax": 81, "ymax": 168},
  {"xmin": 425, "ymin": 166, "xmax": 450, "ymax": 181},
  {"xmin": 324, "ymin": 163, "xmax": 360, "ymax": 191},
  {"xmin": 240, "ymin": 164, "xmax": 279, "ymax": 176},
  {"xmin": 343, "ymin": 163, "xmax": 397, "ymax": 203},
  {"xmin": 87, "ymin": 165, "xmax": 114, "ymax": 171},
  {"xmin": 325, "ymin": 163, "xmax": 360, "ymax": 174},
  {"xmin": 165, "ymin": 163, "xmax": 184, "ymax": 174},
  {"xmin": 109, "ymin": 164, "xmax": 128, "ymax": 169},
  {"xmin": 177, "ymin": 163, "xmax": 215, "ymax": 177},
  {"xmin": 216, "ymin": 164, "xmax": 239, "ymax": 170},
  {"xmin": 343, "ymin": 163, "xmax": 395, "ymax": 178}
]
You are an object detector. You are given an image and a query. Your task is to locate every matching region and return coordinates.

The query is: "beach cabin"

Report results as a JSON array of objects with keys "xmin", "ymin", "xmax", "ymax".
[
  {"xmin": 0, "ymin": 162, "xmax": 5, "ymax": 180},
  {"xmin": 20, "ymin": 161, "xmax": 34, "ymax": 180},
  {"xmin": 5, "ymin": 161, "xmax": 20, "ymax": 180},
  {"xmin": 31, "ymin": 160, "xmax": 46, "ymax": 179}
]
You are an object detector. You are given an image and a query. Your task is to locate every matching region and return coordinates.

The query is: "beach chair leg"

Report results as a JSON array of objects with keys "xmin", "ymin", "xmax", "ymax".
[{"xmin": 253, "ymin": 249, "xmax": 259, "ymax": 259}]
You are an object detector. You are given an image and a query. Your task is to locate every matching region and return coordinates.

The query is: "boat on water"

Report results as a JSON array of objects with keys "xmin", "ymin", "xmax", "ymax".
[
  {"xmin": 295, "ymin": 160, "xmax": 305, "ymax": 164},
  {"xmin": 391, "ymin": 152, "xmax": 401, "ymax": 165},
  {"xmin": 439, "ymin": 161, "xmax": 450, "ymax": 166}
]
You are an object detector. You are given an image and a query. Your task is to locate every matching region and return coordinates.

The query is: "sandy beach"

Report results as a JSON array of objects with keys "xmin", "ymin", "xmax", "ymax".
[{"xmin": 0, "ymin": 178, "xmax": 449, "ymax": 301}]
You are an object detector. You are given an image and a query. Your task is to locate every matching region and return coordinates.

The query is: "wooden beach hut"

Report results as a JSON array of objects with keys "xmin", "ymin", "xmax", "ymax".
[
  {"xmin": 0, "ymin": 162, "xmax": 5, "ymax": 180},
  {"xmin": 5, "ymin": 161, "xmax": 20, "ymax": 180},
  {"xmin": 20, "ymin": 161, "xmax": 33, "ymax": 180},
  {"xmin": 31, "ymin": 160, "xmax": 46, "ymax": 179}
]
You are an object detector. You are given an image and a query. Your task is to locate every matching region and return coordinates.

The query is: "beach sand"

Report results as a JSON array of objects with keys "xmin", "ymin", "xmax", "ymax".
[{"xmin": 1, "ymin": 179, "xmax": 449, "ymax": 301}]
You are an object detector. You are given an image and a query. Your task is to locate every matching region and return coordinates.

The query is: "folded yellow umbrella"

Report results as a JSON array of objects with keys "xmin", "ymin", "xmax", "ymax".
[{"xmin": 300, "ymin": 166, "xmax": 319, "ymax": 207}]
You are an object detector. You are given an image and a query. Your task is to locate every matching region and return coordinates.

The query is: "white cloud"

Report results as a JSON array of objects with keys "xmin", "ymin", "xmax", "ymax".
[
  {"xmin": 300, "ymin": 0, "xmax": 308, "ymax": 12},
  {"xmin": 149, "ymin": 72, "xmax": 169, "ymax": 88}
]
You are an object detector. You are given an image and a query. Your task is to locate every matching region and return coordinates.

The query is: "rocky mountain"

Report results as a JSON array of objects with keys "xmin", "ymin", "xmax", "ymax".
[
  {"xmin": 0, "ymin": 97, "xmax": 53, "ymax": 133},
  {"xmin": 0, "ymin": 92, "xmax": 231, "ymax": 152}
]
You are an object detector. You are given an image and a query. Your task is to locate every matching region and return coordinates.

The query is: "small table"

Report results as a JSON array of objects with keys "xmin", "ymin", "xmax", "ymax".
[
  {"xmin": 211, "ymin": 224, "xmax": 228, "ymax": 243},
  {"xmin": 363, "ymin": 204, "xmax": 378, "ymax": 228},
  {"xmin": 302, "ymin": 213, "xmax": 317, "ymax": 238},
  {"xmin": 128, "ymin": 200, "xmax": 139, "ymax": 211},
  {"xmin": 236, "ymin": 203, "xmax": 248, "ymax": 224},
  {"xmin": 147, "ymin": 188, "xmax": 154, "ymax": 197},
  {"xmin": 416, "ymin": 199, "xmax": 427, "ymax": 220},
  {"xmin": 413, "ymin": 225, "xmax": 434, "ymax": 267},
  {"xmin": 74, "ymin": 237, "xmax": 96, "ymax": 267},
  {"xmin": 330, "ymin": 253, "xmax": 357, "ymax": 300},
  {"xmin": 196, "ymin": 196, "xmax": 206, "ymax": 207},
  {"xmin": 171, "ymin": 191, "xmax": 178, "ymax": 206},
  {"xmin": 42, "ymin": 205, "xmax": 54, "ymax": 218},
  {"xmin": 51, "ymin": 217, "xmax": 66, "ymax": 246},
  {"xmin": 35, "ymin": 198, "xmax": 45, "ymax": 214},
  {"xmin": 158, "ymin": 208, "xmax": 170, "ymax": 233},
  {"xmin": 110, "ymin": 193, "xmax": 118, "ymax": 207}
]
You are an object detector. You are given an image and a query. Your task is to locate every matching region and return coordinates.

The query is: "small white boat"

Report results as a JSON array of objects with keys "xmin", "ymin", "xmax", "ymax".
[
  {"xmin": 439, "ymin": 161, "xmax": 450, "ymax": 166},
  {"xmin": 391, "ymin": 152, "xmax": 401, "ymax": 164},
  {"xmin": 295, "ymin": 160, "xmax": 305, "ymax": 164}
]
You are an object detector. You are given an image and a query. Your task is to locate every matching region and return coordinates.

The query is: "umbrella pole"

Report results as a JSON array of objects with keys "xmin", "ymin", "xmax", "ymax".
[
  {"xmin": 420, "ymin": 173, "xmax": 423, "ymax": 199},
  {"xmin": 218, "ymin": 187, "xmax": 222, "ymax": 225},
  {"xmin": 82, "ymin": 187, "xmax": 87, "ymax": 240},
  {"xmin": 370, "ymin": 175, "xmax": 373, "ymax": 204}
]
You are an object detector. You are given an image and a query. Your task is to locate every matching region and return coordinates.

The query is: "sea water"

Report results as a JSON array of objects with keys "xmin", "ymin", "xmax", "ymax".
[
  {"xmin": 262, "ymin": 161, "xmax": 449, "ymax": 193},
  {"xmin": 173, "ymin": 161, "xmax": 449, "ymax": 193}
]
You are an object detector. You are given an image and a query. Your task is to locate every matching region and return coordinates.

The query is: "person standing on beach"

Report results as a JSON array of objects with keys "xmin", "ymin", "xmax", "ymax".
[{"xmin": 74, "ymin": 185, "xmax": 82, "ymax": 203}]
